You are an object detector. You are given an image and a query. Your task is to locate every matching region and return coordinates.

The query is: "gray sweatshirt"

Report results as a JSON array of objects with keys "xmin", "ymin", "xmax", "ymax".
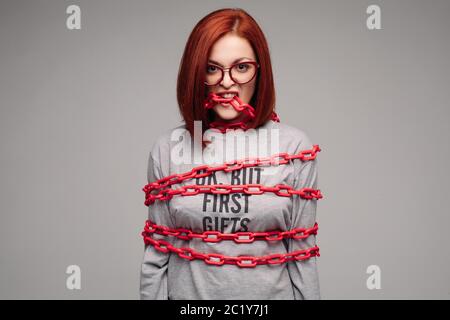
[{"xmin": 140, "ymin": 120, "xmax": 321, "ymax": 300}]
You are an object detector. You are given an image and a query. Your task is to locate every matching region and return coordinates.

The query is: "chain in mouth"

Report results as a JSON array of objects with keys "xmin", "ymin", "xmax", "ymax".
[
  {"xmin": 219, "ymin": 92, "xmax": 238, "ymax": 99},
  {"xmin": 203, "ymin": 92, "xmax": 280, "ymax": 133}
]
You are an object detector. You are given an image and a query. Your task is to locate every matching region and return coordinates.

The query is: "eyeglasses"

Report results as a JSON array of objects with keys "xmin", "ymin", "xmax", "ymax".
[{"xmin": 204, "ymin": 61, "xmax": 260, "ymax": 86}]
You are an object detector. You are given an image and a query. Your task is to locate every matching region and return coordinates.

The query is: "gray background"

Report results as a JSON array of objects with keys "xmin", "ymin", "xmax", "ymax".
[{"xmin": 0, "ymin": 0, "xmax": 449, "ymax": 299}]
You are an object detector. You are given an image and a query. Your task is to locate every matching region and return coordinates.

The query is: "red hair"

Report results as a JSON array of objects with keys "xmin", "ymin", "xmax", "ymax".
[{"xmin": 176, "ymin": 8, "xmax": 276, "ymax": 145}]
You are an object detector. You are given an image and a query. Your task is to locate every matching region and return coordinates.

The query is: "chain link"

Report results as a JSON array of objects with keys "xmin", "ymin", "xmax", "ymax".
[
  {"xmin": 142, "ymin": 145, "xmax": 322, "ymax": 205},
  {"xmin": 142, "ymin": 219, "xmax": 318, "ymax": 243},
  {"xmin": 204, "ymin": 93, "xmax": 280, "ymax": 133},
  {"xmin": 142, "ymin": 232, "xmax": 320, "ymax": 268},
  {"xmin": 145, "ymin": 183, "xmax": 322, "ymax": 206}
]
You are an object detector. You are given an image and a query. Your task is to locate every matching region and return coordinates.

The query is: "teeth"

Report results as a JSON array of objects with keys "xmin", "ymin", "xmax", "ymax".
[{"xmin": 220, "ymin": 93, "xmax": 237, "ymax": 98}]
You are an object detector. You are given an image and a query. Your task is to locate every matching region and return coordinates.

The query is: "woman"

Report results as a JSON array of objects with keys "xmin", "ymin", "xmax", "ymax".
[{"xmin": 140, "ymin": 8, "xmax": 323, "ymax": 300}]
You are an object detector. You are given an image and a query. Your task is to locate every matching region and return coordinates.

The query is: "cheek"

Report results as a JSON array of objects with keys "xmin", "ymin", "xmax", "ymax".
[
  {"xmin": 242, "ymin": 81, "xmax": 256, "ymax": 99},
  {"xmin": 208, "ymin": 86, "xmax": 218, "ymax": 95}
]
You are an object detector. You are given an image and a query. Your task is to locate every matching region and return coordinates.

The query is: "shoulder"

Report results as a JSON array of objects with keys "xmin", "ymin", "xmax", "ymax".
[{"xmin": 270, "ymin": 121, "xmax": 315, "ymax": 151}]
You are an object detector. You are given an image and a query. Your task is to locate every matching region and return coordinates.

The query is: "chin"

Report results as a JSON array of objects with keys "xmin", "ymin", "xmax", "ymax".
[
  {"xmin": 217, "ymin": 113, "xmax": 239, "ymax": 121},
  {"xmin": 214, "ymin": 106, "xmax": 240, "ymax": 120}
]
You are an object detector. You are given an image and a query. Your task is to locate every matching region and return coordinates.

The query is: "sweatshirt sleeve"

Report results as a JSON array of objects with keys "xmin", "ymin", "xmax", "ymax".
[
  {"xmin": 140, "ymin": 147, "xmax": 176, "ymax": 300},
  {"xmin": 286, "ymin": 134, "xmax": 321, "ymax": 300}
]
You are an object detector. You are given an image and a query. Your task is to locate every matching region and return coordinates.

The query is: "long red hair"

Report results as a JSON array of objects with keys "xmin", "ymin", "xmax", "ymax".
[{"xmin": 176, "ymin": 8, "xmax": 276, "ymax": 145}]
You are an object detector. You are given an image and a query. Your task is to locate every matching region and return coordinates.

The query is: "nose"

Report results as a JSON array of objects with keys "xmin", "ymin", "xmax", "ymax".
[{"xmin": 220, "ymin": 70, "xmax": 235, "ymax": 88}]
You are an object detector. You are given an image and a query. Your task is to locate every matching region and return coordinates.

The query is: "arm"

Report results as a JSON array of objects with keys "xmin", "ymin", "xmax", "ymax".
[
  {"xmin": 286, "ymin": 136, "xmax": 321, "ymax": 300},
  {"xmin": 140, "ymin": 150, "xmax": 175, "ymax": 300}
]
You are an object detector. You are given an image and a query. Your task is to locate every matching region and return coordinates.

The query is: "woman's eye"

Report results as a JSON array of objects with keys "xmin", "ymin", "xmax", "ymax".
[
  {"xmin": 207, "ymin": 65, "xmax": 218, "ymax": 73},
  {"xmin": 237, "ymin": 63, "xmax": 249, "ymax": 71}
]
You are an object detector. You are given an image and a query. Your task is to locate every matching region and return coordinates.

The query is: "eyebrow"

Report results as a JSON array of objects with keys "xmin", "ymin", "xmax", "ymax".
[{"xmin": 208, "ymin": 57, "xmax": 253, "ymax": 67}]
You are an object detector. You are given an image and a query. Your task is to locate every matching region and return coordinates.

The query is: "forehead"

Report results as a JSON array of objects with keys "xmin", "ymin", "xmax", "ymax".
[{"xmin": 208, "ymin": 33, "xmax": 256, "ymax": 64}]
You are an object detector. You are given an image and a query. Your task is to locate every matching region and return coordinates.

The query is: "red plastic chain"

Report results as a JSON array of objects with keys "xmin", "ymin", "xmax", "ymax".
[
  {"xmin": 141, "ymin": 94, "xmax": 323, "ymax": 268},
  {"xmin": 145, "ymin": 184, "xmax": 322, "ymax": 206},
  {"xmin": 204, "ymin": 92, "xmax": 280, "ymax": 133},
  {"xmin": 142, "ymin": 234, "xmax": 320, "ymax": 267},
  {"xmin": 142, "ymin": 219, "xmax": 319, "ymax": 243},
  {"xmin": 143, "ymin": 145, "xmax": 322, "ymax": 206}
]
